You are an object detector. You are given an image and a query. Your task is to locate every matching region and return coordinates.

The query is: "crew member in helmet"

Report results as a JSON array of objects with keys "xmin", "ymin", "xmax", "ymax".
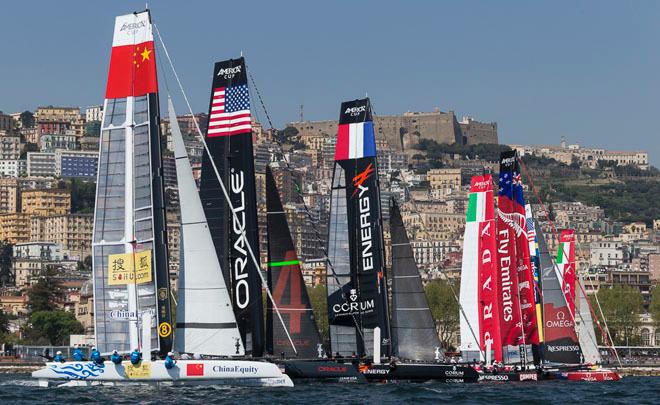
[
  {"xmin": 110, "ymin": 350, "xmax": 122, "ymax": 365},
  {"xmin": 90, "ymin": 347, "xmax": 103, "ymax": 365},
  {"xmin": 72, "ymin": 347, "xmax": 86, "ymax": 362},
  {"xmin": 164, "ymin": 352, "xmax": 176, "ymax": 369},
  {"xmin": 53, "ymin": 351, "xmax": 65, "ymax": 363},
  {"xmin": 130, "ymin": 348, "xmax": 142, "ymax": 365}
]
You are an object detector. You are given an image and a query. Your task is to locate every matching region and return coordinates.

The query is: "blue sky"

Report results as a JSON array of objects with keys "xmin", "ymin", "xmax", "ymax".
[{"xmin": 0, "ymin": 1, "xmax": 658, "ymax": 164}]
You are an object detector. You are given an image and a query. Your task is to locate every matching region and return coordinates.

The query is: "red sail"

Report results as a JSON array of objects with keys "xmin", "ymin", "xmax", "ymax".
[
  {"xmin": 105, "ymin": 40, "xmax": 158, "ymax": 98},
  {"xmin": 474, "ymin": 175, "xmax": 503, "ymax": 362},
  {"xmin": 496, "ymin": 151, "xmax": 524, "ymax": 352},
  {"xmin": 512, "ymin": 168, "xmax": 539, "ymax": 346}
]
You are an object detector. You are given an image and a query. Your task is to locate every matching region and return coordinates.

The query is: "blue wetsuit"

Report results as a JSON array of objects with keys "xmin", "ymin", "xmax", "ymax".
[
  {"xmin": 130, "ymin": 350, "xmax": 142, "ymax": 365},
  {"xmin": 164, "ymin": 355, "xmax": 175, "ymax": 369},
  {"xmin": 72, "ymin": 349, "xmax": 85, "ymax": 361},
  {"xmin": 111, "ymin": 353, "xmax": 122, "ymax": 365},
  {"xmin": 91, "ymin": 349, "xmax": 102, "ymax": 364},
  {"xmin": 53, "ymin": 354, "xmax": 65, "ymax": 363}
]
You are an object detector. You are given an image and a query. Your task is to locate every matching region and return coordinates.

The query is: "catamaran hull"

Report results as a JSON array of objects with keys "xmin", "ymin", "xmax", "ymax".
[
  {"xmin": 478, "ymin": 371, "xmax": 541, "ymax": 382},
  {"xmin": 359, "ymin": 363, "xmax": 479, "ymax": 383},
  {"xmin": 276, "ymin": 360, "xmax": 366, "ymax": 383},
  {"xmin": 551, "ymin": 369, "xmax": 621, "ymax": 382},
  {"xmin": 32, "ymin": 360, "xmax": 293, "ymax": 387}
]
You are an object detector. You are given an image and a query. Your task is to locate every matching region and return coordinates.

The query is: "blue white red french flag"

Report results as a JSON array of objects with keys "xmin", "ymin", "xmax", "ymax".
[{"xmin": 334, "ymin": 121, "xmax": 376, "ymax": 161}]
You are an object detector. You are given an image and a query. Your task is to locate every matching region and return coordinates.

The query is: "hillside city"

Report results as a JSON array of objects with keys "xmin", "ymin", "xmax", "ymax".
[{"xmin": 0, "ymin": 105, "xmax": 658, "ymax": 357}]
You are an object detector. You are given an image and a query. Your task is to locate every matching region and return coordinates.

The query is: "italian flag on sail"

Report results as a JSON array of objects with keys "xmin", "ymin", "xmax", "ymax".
[{"xmin": 556, "ymin": 230, "xmax": 576, "ymax": 316}]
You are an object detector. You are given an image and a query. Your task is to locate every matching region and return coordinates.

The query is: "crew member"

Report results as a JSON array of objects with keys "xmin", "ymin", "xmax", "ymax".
[
  {"xmin": 53, "ymin": 351, "xmax": 65, "ymax": 363},
  {"xmin": 130, "ymin": 348, "xmax": 142, "ymax": 365},
  {"xmin": 72, "ymin": 347, "xmax": 86, "ymax": 361},
  {"xmin": 164, "ymin": 352, "xmax": 176, "ymax": 370},
  {"xmin": 90, "ymin": 347, "xmax": 103, "ymax": 365},
  {"xmin": 110, "ymin": 350, "xmax": 122, "ymax": 365}
]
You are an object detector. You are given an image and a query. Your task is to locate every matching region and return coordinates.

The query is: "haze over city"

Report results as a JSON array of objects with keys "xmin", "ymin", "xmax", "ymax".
[{"xmin": 0, "ymin": 1, "xmax": 658, "ymax": 164}]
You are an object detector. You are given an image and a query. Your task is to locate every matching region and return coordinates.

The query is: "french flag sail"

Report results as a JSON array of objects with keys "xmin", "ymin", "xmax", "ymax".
[
  {"xmin": 93, "ymin": 10, "xmax": 173, "ymax": 355},
  {"xmin": 459, "ymin": 175, "xmax": 502, "ymax": 362},
  {"xmin": 326, "ymin": 98, "xmax": 390, "ymax": 357},
  {"xmin": 199, "ymin": 58, "xmax": 264, "ymax": 357}
]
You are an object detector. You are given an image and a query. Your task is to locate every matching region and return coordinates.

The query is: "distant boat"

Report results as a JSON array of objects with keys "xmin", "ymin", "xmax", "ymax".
[{"xmin": 32, "ymin": 8, "xmax": 292, "ymax": 387}]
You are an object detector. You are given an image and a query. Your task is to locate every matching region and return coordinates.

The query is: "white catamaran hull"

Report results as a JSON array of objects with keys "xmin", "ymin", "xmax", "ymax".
[{"xmin": 32, "ymin": 360, "xmax": 293, "ymax": 387}]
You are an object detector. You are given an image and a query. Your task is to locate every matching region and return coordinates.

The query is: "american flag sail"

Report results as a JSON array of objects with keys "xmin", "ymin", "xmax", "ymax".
[{"xmin": 208, "ymin": 84, "xmax": 252, "ymax": 137}]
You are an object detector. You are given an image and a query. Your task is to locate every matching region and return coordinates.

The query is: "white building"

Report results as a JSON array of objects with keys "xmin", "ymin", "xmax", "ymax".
[
  {"xmin": 85, "ymin": 105, "xmax": 103, "ymax": 122},
  {"xmin": 0, "ymin": 159, "xmax": 26, "ymax": 177},
  {"xmin": 590, "ymin": 241, "xmax": 625, "ymax": 267},
  {"xmin": 27, "ymin": 152, "xmax": 56, "ymax": 177}
]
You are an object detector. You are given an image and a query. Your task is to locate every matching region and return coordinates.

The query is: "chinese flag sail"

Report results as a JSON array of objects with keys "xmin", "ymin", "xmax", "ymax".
[{"xmin": 105, "ymin": 14, "xmax": 158, "ymax": 98}]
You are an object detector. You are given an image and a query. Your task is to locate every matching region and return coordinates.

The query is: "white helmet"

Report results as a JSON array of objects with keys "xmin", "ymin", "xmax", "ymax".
[
  {"xmin": 167, "ymin": 352, "xmax": 173, "ymax": 356},
  {"xmin": 56, "ymin": 351, "xmax": 62, "ymax": 355}
]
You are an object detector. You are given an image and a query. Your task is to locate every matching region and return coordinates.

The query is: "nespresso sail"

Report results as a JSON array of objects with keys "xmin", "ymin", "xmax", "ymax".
[
  {"xmin": 92, "ymin": 10, "xmax": 172, "ymax": 355},
  {"xmin": 459, "ymin": 175, "xmax": 502, "ymax": 362},
  {"xmin": 538, "ymin": 222, "xmax": 581, "ymax": 364},
  {"xmin": 266, "ymin": 166, "xmax": 322, "ymax": 358},
  {"xmin": 390, "ymin": 200, "xmax": 441, "ymax": 361},
  {"xmin": 326, "ymin": 98, "xmax": 390, "ymax": 357},
  {"xmin": 199, "ymin": 58, "xmax": 264, "ymax": 356},
  {"xmin": 170, "ymin": 98, "xmax": 243, "ymax": 356}
]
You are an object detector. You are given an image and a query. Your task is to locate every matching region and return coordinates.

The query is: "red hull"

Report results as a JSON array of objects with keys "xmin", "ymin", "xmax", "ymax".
[{"xmin": 558, "ymin": 370, "xmax": 621, "ymax": 381}]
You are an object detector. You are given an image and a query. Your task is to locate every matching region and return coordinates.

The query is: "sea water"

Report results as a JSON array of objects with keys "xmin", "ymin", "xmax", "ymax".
[{"xmin": 0, "ymin": 374, "xmax": 656, "ymax": 404}]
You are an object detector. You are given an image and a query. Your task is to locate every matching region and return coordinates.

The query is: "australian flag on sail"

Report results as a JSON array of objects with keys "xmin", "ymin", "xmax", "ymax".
[{"xmin": 207, "ymin": 84, "xmax": 251, "ymax": 137}]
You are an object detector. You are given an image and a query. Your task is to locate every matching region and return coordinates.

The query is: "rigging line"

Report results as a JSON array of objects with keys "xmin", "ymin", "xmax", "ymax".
[
  {"xmin": 153, "ymin": 23, "xmax": 298, "ymax": 355},
  {"xmin": 246, "ymin": 71, "xmax": 370, "ymax": 351},
  {"xmin": 518, "ymin": 156, "xmax": 621, "ymax": 366}
]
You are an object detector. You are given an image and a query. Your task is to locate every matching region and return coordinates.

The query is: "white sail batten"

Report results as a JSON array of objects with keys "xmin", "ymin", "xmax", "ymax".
[{"xmin": 169, "ymin": 98, "xmax": 244, "ymax": 356}]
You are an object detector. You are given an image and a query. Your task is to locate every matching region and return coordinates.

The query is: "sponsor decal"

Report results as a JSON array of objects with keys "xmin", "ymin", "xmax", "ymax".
[
  {"xmin": 217, "ymin": 65, "xmax": 242, "ymax": 79},
  {"xmin": 187, "ymin": 363, "xmax": 204, "ymax": 376},
  {"xmin": 212, "ymin": 365, "xmax": 259, "ymax": 374},
  {"xmin": 546, "ymin": 345, "xmax": 580, "ymax": 352},
  {"xmin": 318, "ymin": 366, "xmax": 348, "ymax": 373},
  {"xmin": 479, "ymin": 374, "xmax": 510, "ymax": 381},
  {"xmin": 158, "ymin": 288, "xmax": 168, "ymax": 301},
  {"xmin": 445, "ymin": 370, "xmax": 465, "ymax": 377},
  {"xmin": 230, "ymin": 168, "xmax": 250, "ymax": 309},
  {"xmin": 519, "ymin": 372, "xmax": 538, "ymax": 381},
  {"xmin": 497, "ymin": 229, "xmax": 514, "ymax": 323},
  {"xmin": 345, "ymin": 105, "xmax": 366, "ymax": 116},
  {"xmin": 545, "ymin": 310, "xmax": 574, "ymax": 329},
  {"xmin": 107, "ymin": 250, "xmax": 152, "ymax": 286},
  {"xmin": 120, "ymin": 21, "xmax": 147, "ymax": 32},
  {"xmin": 108, "ymin": 308, "xmax": 155, "ymax": 321},
  {"xmin": 332, "ymin": 288, "xmax": 375, "ymax": 316},
  {"xmin": 158, "ymin": 322, "xmax": 172, "ymax": 338},
  {"xmin": 125, "ymin": 362, "xmax": 151, "ymax": 379},
  {"xmin": 351, "ymin": 163, "xmax": 376, "ymax": 272}
]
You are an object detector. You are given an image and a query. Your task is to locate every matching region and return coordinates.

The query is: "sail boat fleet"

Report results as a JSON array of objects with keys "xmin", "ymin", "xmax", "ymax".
[{"xmin": 32, "ymin": 9, "xmax": 619, "ymax": 387}]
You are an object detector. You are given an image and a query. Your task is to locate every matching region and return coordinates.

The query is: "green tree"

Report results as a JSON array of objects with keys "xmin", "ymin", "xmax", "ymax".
[
  {"xmin": 67, "ymin": 178, "xmax": 97, "ymax": 214},
  {"xmin": 307, "ymin": 284, "xmax": 328, "ymax": 346},
  {"xmin": 592, "ymin": 286, "xmax": 644, "ymax": 345},
  {"xmin": 27, "ymin": 310, "xmax": 84, "ymax": 345},
  {"xmin": 27, "ymin": 268, "xmax": 64, "ymax": 313},
  {"xmin": 425, "ymin": 279, "xmax": 459, "ymax": 350},
  {"xmin": 649, "ymin": 287, "xmax": 660, "ymax": 328},
  {"xmin": 19, "ymin": 111, "xmax": 35, "ymax": 128},
  {"xmin": 0, "ymin": 310, "xmax": 9, "ymax": 334}
]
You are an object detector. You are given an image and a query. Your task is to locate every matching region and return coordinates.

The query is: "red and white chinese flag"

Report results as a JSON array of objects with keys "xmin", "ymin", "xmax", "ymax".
[{"xmin": 105, "ymin": 11, "xmax": 158, "ymax": 99}]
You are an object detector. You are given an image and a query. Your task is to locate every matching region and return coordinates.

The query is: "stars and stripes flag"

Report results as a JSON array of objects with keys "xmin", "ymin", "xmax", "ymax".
[{"xmin": 207, "ymin": 84, "xmax": 252, "ymax": 137}]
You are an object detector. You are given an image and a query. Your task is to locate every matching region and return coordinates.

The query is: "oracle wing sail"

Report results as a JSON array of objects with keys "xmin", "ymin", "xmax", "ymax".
[
  {"xmin": 390, "ymin": 199, "xmax": 441, "ymax": 361},
  {"xmin": 199, "ymin": 58, "xmax": 264, "ymax": 357},
  {"xmin": 265, "ymin": 166, "xmax": 322, "ymax": 358},
  {"xmin": 93, "ymin": 10, "xmax": 173, "ymax": 355},
  {"xmin": 170, "ymin": 97, "xmax": 244, "ymax": 356},
  {"xmin": 326, "ymin": 98, "xmax": 390, "ymax": 357},
  {"xmin": 537, "ymin": 222, "xmax": 582, "ymax": 364}
]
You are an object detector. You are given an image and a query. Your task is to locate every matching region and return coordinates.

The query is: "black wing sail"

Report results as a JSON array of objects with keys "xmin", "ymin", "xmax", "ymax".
[
  {"xmin": 199, "ymin": 58, "xmax": 264, "ymax": 356},
  {"xmin": 390, "ymin": 200, "xmax": 441, "ymax": 361},
  {"xmin": 266, "ymin": 166, "xmax": 323, "ymax": 358},
  {"xmin": 326, "ymin": 98, "xmax": 391, "ymax": 357},
  {"xmin": 537, "ymin": 221, "xmax": 582, "ymax": 364}
]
